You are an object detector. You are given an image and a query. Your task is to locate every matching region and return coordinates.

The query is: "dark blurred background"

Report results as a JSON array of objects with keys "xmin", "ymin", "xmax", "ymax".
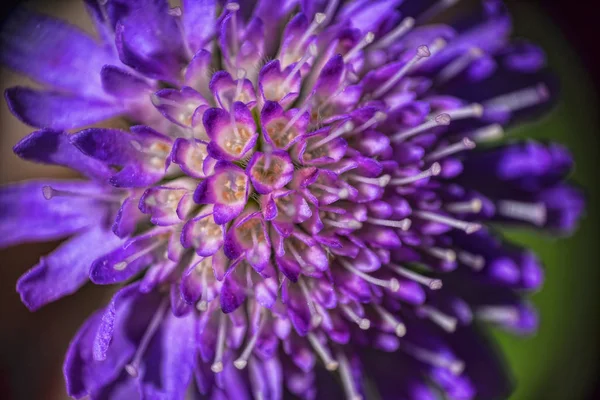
[{"xmin": 0, "ymin": 0, "xmax": 599, "ymax": 399}]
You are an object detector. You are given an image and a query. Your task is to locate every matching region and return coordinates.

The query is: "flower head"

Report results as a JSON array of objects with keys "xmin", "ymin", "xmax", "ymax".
[{"xmin": 0, "ymin": 0, "xmax": 585, "ymax": 399}]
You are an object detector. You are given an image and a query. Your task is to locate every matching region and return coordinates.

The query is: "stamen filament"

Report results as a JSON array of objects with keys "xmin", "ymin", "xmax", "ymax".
[
  {"xmin": 373, "ymin": 304, "xmax": 406, "ymax": 337},
  {"xmin": 234, "ymin": 311, "xmax": 266, "ymax": 369},
  {"xmin": 425, "ymin": 137, "xmax": 476, "ymax": 162},
  {"xmin": 337, "ymin": 351, "xmax": 363, "ymax": 400},
  {"xmin": 475, "ymin": 305, "xmax": 519, "ymax": 324},
  {"xmin": 402, "ymin": 342, "xmax": 464, "ymax": 375},
  {"xmin": 418, "ymin": 305, "xmax": 458, "ymax": 332},
  {"xmin": 436, "ymin": 47, "xmax": 483, "ymax": 84},
  {"xmin": 307, "ymin": 333, "xmax": 339, "ymax": 371},
  {"xmin": 389, "ymin": 264, "xmax": 443, "ymax": 290},
  {"xmin": 458, "ymin": 251, "xmax": 485, "ymax": 271},
  {"xmin": 347, "ymin": 174, "xmax": 391, "ymax": 187},
  {"xmin": 299, "ymin": 278, "xmax": 323, "ymax": 327},
  {"xmin": 125, "ymin": 299, "xmax": 169, "ymax": 377},
  {"xmin": 421, "ymin": 246, "xmax": 456, "ymax": 262},
  {"xmin": 282, "ymin": 44, "xmax": 318, "ymax": 89},
  {"xmin": 391, "ymin": 113, "xmax": 451, "ymax": 143},
  {"xmin": 211, "ymin": 313, "xmax": 227, "ymax": 373},
  {"xmin": 309, "ymin": 121, "xmax": 354, "ymax": 149},
  {"xmin": 372, "ymin": 17, "xmax": 415, "ymax": 50},
  {"xmin": 443, "ymin": 103, "xmax": 484, "ymax": 120},
  {"xmin": 313, "ymin": 184, "xmax": 350, "ymax": 199},
  {"xmin": 497, "ymin": 200, "xmax": 547, "ymax": 226},
  {"xmin": 343, "ymin": 31, "xmax": 375, "ymax": 63},
  {"xmin": 389, "ymin": 163, "xmax": 441, "ymax": 186},
  {"xmin": 340, "ymin": 304, "xmax": 370, "ymax": 330},
  {"xmin": 484, "ymin": 83, "xmax": 549, "ymax": 112},
  {"xmin": 445, "ymin": 198, "xmax": 483, "ymax": 214},
  {"xmin": 373, "ymin": 45, "xmax": 431, "ymax": 98},
  {"xmin": 366, "ymin": 217, "xmax": 412, "ymax": 230},
  {"xmin": 323, "ymin": 219, "xmax": 363, "ymax": 230},
  {"xmin": 470, "ymin": 124, "xmax": 504, "ymax": 143},
  {"xmin": 414, "ymin": 210, "xmax": 481, "ymax": 234},
  {"xmin": 341, "ymin": 260, "xmax": 400, "ymax": 292},
  {"xmin": 298, "ymin": 13, "xmax": 326, "ymax": 49},
  {"xmin": 352, "ymin": 111, "xmax": 387, "ymax": 134},
  {"xmin": 41, "ymin": 185, "xmax": 122, "ymax": 203},
  {"xmin": 226, "ymin": 3, "xmax": 240, "ymax": 56},
  {"xmin": 114, "ymin": 240, "xmax": 165, "ymax": 271}
]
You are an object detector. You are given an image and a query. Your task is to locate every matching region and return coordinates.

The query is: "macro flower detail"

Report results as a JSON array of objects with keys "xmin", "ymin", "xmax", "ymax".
[{"xmin": 0, "ymin": 0, "xmax": 586, "ymax": 399}]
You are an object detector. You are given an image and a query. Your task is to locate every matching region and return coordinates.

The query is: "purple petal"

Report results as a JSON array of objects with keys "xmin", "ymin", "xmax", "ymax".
[
  {"xmin": 17, "ymin": 225, "xmax": 124, "ymax": 311},
  {"xmin": 182, "ymin": 0, "xmax": 216, "ymax": 53},
  {"xmin": 1, "ymin": 8, "xmax": 116, "ymax": 98},
  {"xmin": 101, "ymin": 65, "xmax": 153, "ymax": 99},
  {"xmin": 112, "ymin": 0, "xmax": 186, "ymax": 83},
  {"xmin": 5, "ymin": 87, "xmax": 122, "ymax": 130},
  {"xmin": 0, "ymin": 180, "xmax": 108, "ymax": 248},
  {"xmin": 13, "ymin": 129, "xmax": 112, "ymax": 182}
]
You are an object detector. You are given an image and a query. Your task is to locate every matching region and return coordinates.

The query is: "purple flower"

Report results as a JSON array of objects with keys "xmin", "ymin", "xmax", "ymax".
[{"xmin": 0, "ymin": 0, "xmax": 585, "ymax": 399}]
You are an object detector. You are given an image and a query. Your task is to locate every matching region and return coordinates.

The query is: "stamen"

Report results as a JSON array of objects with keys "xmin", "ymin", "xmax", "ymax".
[
  {"xmin": 317, "ymin": 76, "xmax": 351, "ymax": 114},
  {"xmin": 169, "ymin": 7, "xmax": 194, "ymax": 59},
  {"xmin": 313, "ymin": 184, "xmax": 350, "ymax": 199},
  {"xmin": 436, "ymin": 47, "xmax": 483, "ymax": 84},
  {"xmin": 130, "ymin": 140, "xmax": 171, "ymax": 162},
  {"xmin": 421, "ymin": 246, "xmax": 456, "ymax": 262},
  {"xmin": 418, "ymin": 0, "xmax": 461, "ymax": 23},
  {"xmin": 113, "ymin": 240, "xmax": 165, "ymax": 271},
  {"xmin": 445, "ymin": 198, "xmax": 483, "ymax": 214},
  {"xmin": 41, "ymin": 185, "xmax": 122, "ymax": 203},
  {"xmin": 323, "ymin": 0, "xmax": 339, "ymax": 26},
  {"xmin": 371, "ymin": 17, "xmax": 415, "ymax": 50},
  {"xmin": 234, "ymin": 312, "xmax": 266, "ymax": 369},
  {"xmin": 413, "ymin": 210, "xmax": 481, "ymax": 234},
  {"xmin": 347, "ymin": 174, "xmax": 391, "ymax": 187},
  {"xmin": 443, "ymin": 103, "xmax": 484, "ymax": 120},
  {"xmin": 497, "ymin": 200, "xmax": 547, "ymax": 226},
  {"xmin": 352, "ymin": 111, "xmax": 387, "ymax": 134},
  {"xmin": 340, "ymin": 304, "xmax": 370, "ymax": 330},
  {"xmin": 391, "ymin": 113, "xmax": 451, "ymax": 143},
  {"xmin": 125, "ymin": 299, "xmax": 168, "ymax": 377},
  {"xmin": 337, "ymin": 351, "xmax": 363, "ymax": 400},
  {"xmin": 343, "ymin": 31, "xmax": 375, "ymax": 63},
  {"xmin": 309, "ymin": 121, "xmax": 354, "ymax": 149},
  {"xmin": 282, "ymin": 43, "xmax": 318, "ymax": 89},
  {"xmin": 418, "ymin": 305, "xmax": 458, "ymax": 332},
  {"xmin": 226, "ymin": 3, "xmax": 240, "ymax": 55},
  {"xmin": 307, "ymin": 333, "xmax": 339, "ymax": 371},
  {"xmin": 234, "ymin": 68, "xmax": 247, "ymax": 102},
  {"xmin": 373, "ymin": 304, "xmax": 406, "ymax": 337},
  {"xmin": 402, "ymin": 342, "xmax": 464, "ymax": 375},
  {"xmin": 458, "ymin": 251, "xmax": 485, "ymax": 271},
  {"xmin": 283, "ymin": 98, "xmax": 313, "ymax": 134},
  {"xmin": 323, "ymin": 219, "xmax": 363, "ymax": 230},
  {"xmin": 389, "ymin": 163, "xmax": 441, "ymax": 186},
  {"xmin": 341, "ymin": 260, "xmax": 400, "ymax": 292},
  {"xmin": 470, "ymin": 124, "xmax": 504, "ymax": 143},
  {"xmin": 211, "ymin": 313, "xmax": 227, "ymax": 373},
  {"xmin": 424, "ymin": 137, "xmax": 476, "ymax": 162},
  {"xmin": 475, "ymin": 305, "xmax": 519, "ymax": 324},
  {"xmin": 484, "ymin": 83, "xmax": 550, "ymax": 113},
  {"xmin": 373, "ymin": 45, "xmax": 431, "ymax": 98},
  {"xmin": 299, "ymin": 278, "xmax": 323, "ymax": 327},
  {"xmin": 427, "ymin": 38, "xmax": 447, "ymax": 56},
  {"xmin": 299, "ymin": 13, "xmax": 326, "ymax": 48},
  {"xmin": 197, "ymin": 265, "xmax": 210, "ymax": 311},
  {"xmin": 389, "ymin": 264, "xmax": 443, "ymax": 290},
  {"xmin": 366, "ymin": 217, "xmax": 412, "ymax": 230}
]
